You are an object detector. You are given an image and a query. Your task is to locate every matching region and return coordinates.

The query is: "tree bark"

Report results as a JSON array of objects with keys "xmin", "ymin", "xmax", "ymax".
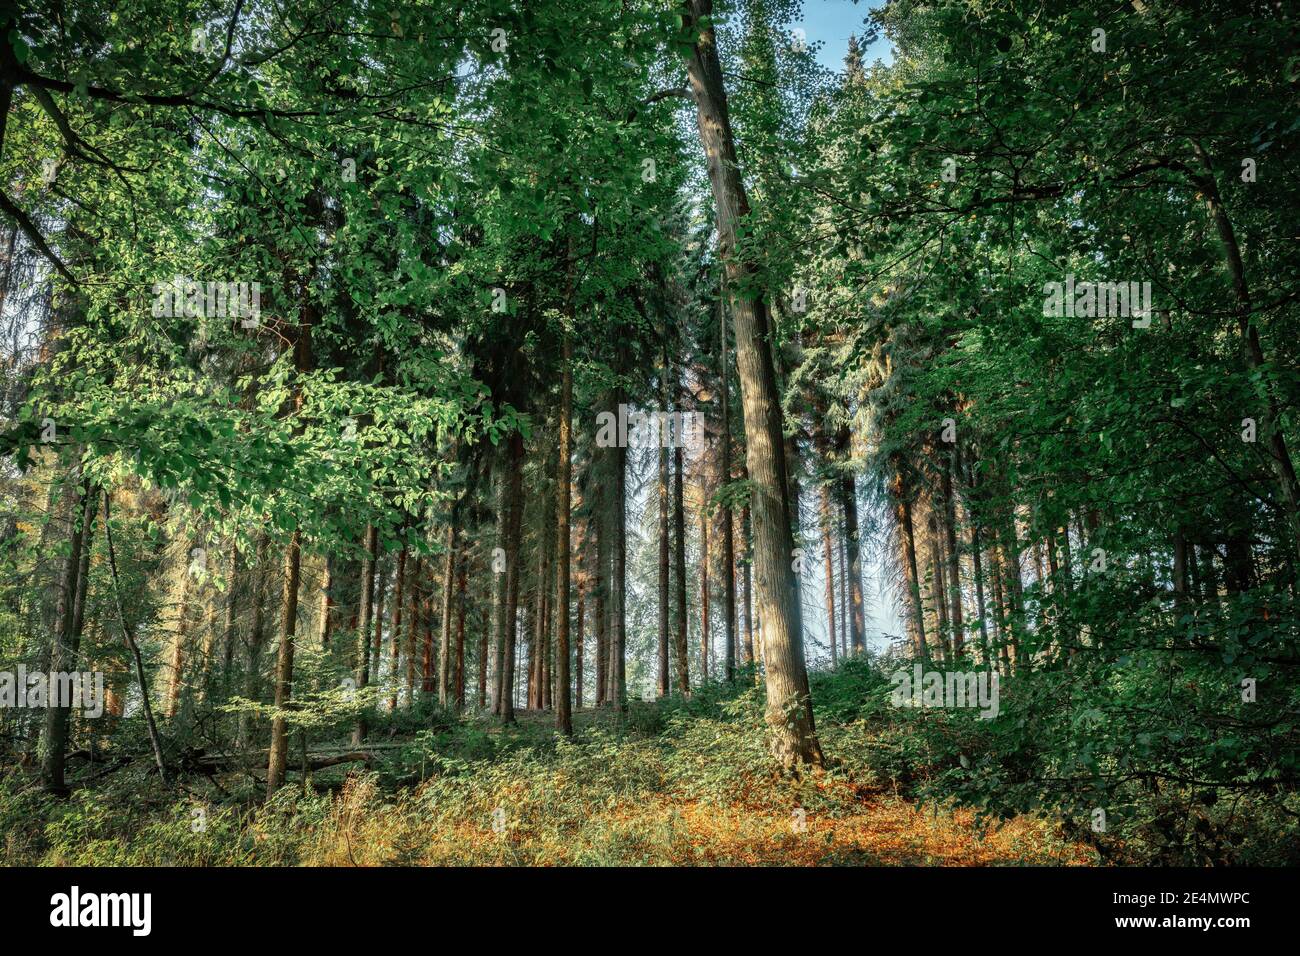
[
  {"xmin": 555, "ymin": 331, "xmax": 574, "ymax": 734},
  {"xmin": 387, "ymin": 547, "xmax": 407, "ymax": 711},
  {"xmin": 608, "ymin": 438, "xmax": 627, "ymax": 709},
  {"xmin": 265, "ymin": 528, "xmax": 302, "ymax": 795},
  {"xmin": 684, "ymin": 0, "xmax": 821, "ymax": 767},
  {"xmin": 942, "ymin": 452, "xmax": 965, "ymax": 655},
  {"xmin": 351, "ymin": 524, "xmax": 377, "ymax": 745},
  {"xmin": 719, "ymin": 292, "xmax": 737, "ymax": 681},
  {"xmin": 700, "ymin": 505, "xmax": 711, "ymax": 684},
  {"xmin": 455, "ymin": 554, "xmax": 467, "ymax": 711},
  {"xmin": 673, "ymin": 442, "xmax": 690, "ymax": 693},
  {"xmin": 438, "ymin": 525, "xmax": 456, "ymax": 704},
  {"xmin": 820, "ymin": 480, "xmax": 838, "ymax": 667},
  {"xmin": 894, "ymin": 462, "xmax": 928, "ymax": 659},
  {"xmin": 496, "ymin": 432, "xmax": 525, "ymax": 723},
  {"xmin": 41, "ymin": 475, "xmax": 96, "ymax": 794}
]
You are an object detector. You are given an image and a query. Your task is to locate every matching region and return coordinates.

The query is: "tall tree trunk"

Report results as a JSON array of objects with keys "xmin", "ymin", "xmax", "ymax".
[
  {"xmin": 594, "ymin": 487, "xmax": 608, "ymax": 706},
  {"xmin": 221, "ymin": 548, "xmax": 241, "ymax": 693},
  {"xmin": 719, "ymin": 292, "xmax": 737, "ymax": 681},
  {"xmin": 840, "ymin": 472, "xmax": 865, "ymax": 655},
  {"xmin": 388, "ymin": 547, "xmax": 407, "ymax": 711},
  {"xmin": 657, "ymin": 438, "xmax": 671, "ymax": 696},
  {"xmin": 700, "ymin": 506, "xmax": 711, "ymax": 684},
  {"xmin": 684, "ymin": 0, "xmax": 821, "ymax": 767},
  {"xmin": 658, "ymin": 363, "xmax": 672, "ymax": 697},
  {"xmin": 491, "ymin": 463, "xmax": 509, "ymax": 715},
  {"xmin": 838, "ymin": 507, "xmax": 849, "ymax": 660},
  {"xmin": 438, "ymin": 525, "xmax": 456, "ymax": 704},
  {"xmin": 990, "ymin": 545, "xmax": 1012, "ymax": 675},
  {"xmin": 575, "ymin": 573, "xmax": 585, "ymax": 710},
  {"xmin": 41, "ymin": 476, "xmax": 96, "ymax": 794},
  {"xmin": 265, "ymin": 529, "xmax": 302, "ymax": 795},
  {"xmin": 820, "ymin": 480, "xmax": 838, "ymax": 667},
  {"xmin": 317, "ymin": 555, "xmax": 334, "ymax": 649},
  {"xmin": 165, "ymin": 552, "xmax": 192, "ymax": 719},
  {"xmin": 941, "ymin": 453, "xmax": 965, "ymax": 655},
  {"xmin": 971, "ymin": 521, "xmax": 992, "ymax": 668},
  {"xmin": 741, "ymin": 502, "xmax": 754, "ymax": 664},
  {"xmin": 608, "ymin": 439, "xmax": 627, "ymax": 709},
  {"xmin": 352, "ymin": 524, "xmax": 377, "ymax": 745},
  {"xmin": 496, "ymin": 432, "xmax": 525, "ymax": 723},
  {"xmin": 928, "ymin": 516, "xmax": 950, "ymax": 661},
  {"xmin": 555, "ymin": 331, "xmax": 574, "ymax": 734},
  {"xmin": 265, "ymin": 225, "xmax": 318, "ymax": 795},
  {"xmin": 455, "ymin": 554, "xmax": 467, "ymax": 711},
  {"xmin": 405, "ymin": 556, "xmax": 422, "ymax": 704},
  {"xmin": 998, "ymin": 516, "xmax": 1026, "ymax": 670},
  {"xmin": 477, "ymin": 562, "xmax": 489, "ymax": 710},
  {"xmin": 894, "ymin": 464, "xmax": 928, "ymax": 659},
  {"xmin": 370, "ymin": 556, "xmax": 388, "ymax": 692},
  {"xmin": 241, "ymin": 534, "xmax": 270, "ymax": 749},
  {"xmin": 673, "ymin": 443, "xmax": 690, "ymax": 693}
]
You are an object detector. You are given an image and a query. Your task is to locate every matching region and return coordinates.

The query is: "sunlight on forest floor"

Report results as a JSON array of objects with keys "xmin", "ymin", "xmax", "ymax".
[{"xmin": 302, "ymin": 786, "xmax": 1094, "ymax": 867}]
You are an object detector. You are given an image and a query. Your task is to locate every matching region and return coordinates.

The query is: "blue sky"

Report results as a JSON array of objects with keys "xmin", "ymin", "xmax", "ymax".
[{"xmin": 788, "ymin": 0, "xmax": 893, "ymax": 73}]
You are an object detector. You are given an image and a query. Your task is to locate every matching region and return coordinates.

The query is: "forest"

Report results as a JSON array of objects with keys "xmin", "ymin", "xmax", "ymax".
[{"xmin": 1, "ymin": 0, "xmax": 1297, "ymax": 869}]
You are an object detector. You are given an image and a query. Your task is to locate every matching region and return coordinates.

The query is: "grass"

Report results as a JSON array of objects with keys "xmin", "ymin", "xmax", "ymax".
[{"xmin": 1, "ymin": 665, "xmax": 1097, "ymax": 866}]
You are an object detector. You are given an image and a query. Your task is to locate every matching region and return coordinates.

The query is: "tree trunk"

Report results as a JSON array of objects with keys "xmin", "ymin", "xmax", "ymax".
[
  {"xmin": 555, "ymin": 332, "xmax": 574, "ymax": 734},
  {"xmin": 222, "ymin": 548, "xmax": 241, "ymax": 689},
  {"xmin": 657, "ymin": 438, "xmax": 671, "ymax": 696},
  {"xmin": 370, "ymin": 556, "xmax": 388, "ymax": 692},
  {"xmin": 265, "ymin": 229, "xmax": 317, "ymax": 795},
  {"xmin": 928, "ymin": 516, "xmax": 950, "ymax": 661},
  {"xmin": 40, "ymin": 476, "xmax": 96, "ymax": 794},
  {"xmin": 820, "ymin": 480, "xmax": 838, "ymax": 667},
  {"xmin": 658, "ymin": 361, "xmax": 672, "ymax": 697},
  {"xmin": 388, "ymin": 548, "xmax": 407, "ymax": 711},
  {"xmin": 241, "ymin": 534, "xmax": 270, "ymax": 749},
  {"xmin": 941, "ymin": 453, "xmax": 965, "ymax": 655},
  {"xmin": 165, "ymin": 552, "xmax": 192, "ymax": 719},
  {"xmin": 719, "ymin": 293, "xmax": 737, "ymax": 681},
  {"xmin": 608, "ymin": 438, "xmax": 627, "ymax": 709},
  {"xmin": 455, "ymin": 554, "xmax": 467, "ymax": 711},
  {"xmin": 594, "ymin": 485, "xmax": 608, "ymax": 706},
  {"xmin": 317, "ymin": 555, "xmax": 334, "ymax": 648},
  {"xmin": 741, "ymin": 502, "xmax": 754, "ymax": 664},
  {"xmin": 351, "ymin": 524, "xmax": 377, "ymax": 745},
  {"xmin": 438, "ymin": 525, "xmax": 456, "ymax": 704},
  {"xmin": 575, "ymin": 573, "xmax": 585, "ymax": 710},
  {"xmin": 840, "ymin": 471, "xmax": 865, "ymax": 655},
  {"xmin": 496, "ymin": 432, "xmax": 525, "ymax": 723},
  {"xmin": 700, "ymin": 506, "xmax": 711, "ymax": 684},
  {"xmin": 684, "ymin": 0, "xmax": 821, "ymax": 767},
  {"xmin": 265, "ymin": 529, "xmax": 302, "ymax": 795},
  {"xmin": 894, "ymin": 464, "xmax": 928, "ymax": 659},
  {"xmin": 673, "ymin": 442, "xmax": 690, "ymax": 693},
  {"xmin": 405, "ymin": 556, "xmax": 422, "ymax": 704}
]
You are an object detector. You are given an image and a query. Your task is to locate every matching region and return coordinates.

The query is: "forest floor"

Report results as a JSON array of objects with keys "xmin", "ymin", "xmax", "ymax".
[
  {"xmin": 332, "ymin": 709, "xmax": 1097, "ymax": 867},
  {"xmin": 3, "ymin": 667, "xmax": 1100, "ymax": 866}
]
